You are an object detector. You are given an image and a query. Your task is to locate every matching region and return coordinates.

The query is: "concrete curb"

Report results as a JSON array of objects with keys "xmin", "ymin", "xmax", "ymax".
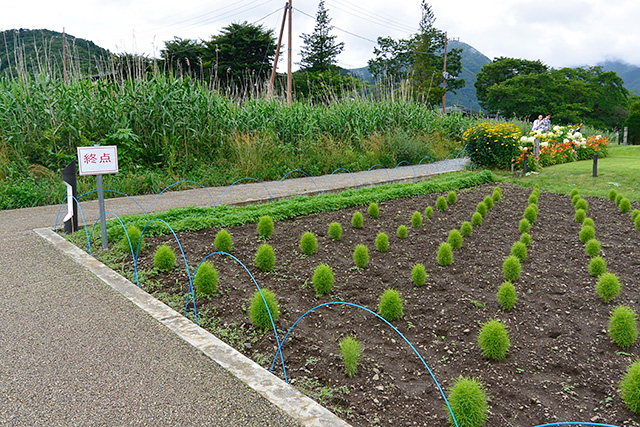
[{"xmin": 34, "ymin": 227, "xmax": 351, "ymax": 427}]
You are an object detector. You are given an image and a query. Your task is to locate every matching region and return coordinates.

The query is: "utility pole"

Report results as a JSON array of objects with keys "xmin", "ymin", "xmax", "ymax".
[
  {"xmin": 287, "ymin": 0, "xmax": 293, "ymax": 106},
  {"xmin": 441, "ymin": 32, "xmax": 447, "ymax": 115},
  {"xmin": 62, "ymin": 27, "xmax": 68, "ymax": 84},
  {"xmin": 268, "ymin": 2, "xmax": 289, "ymax": 98}
]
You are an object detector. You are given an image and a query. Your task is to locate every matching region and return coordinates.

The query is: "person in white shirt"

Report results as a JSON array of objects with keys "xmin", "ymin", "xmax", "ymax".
[{"xmin": 531, "ymin": 114, "xmax": 543, "ymax": 131}]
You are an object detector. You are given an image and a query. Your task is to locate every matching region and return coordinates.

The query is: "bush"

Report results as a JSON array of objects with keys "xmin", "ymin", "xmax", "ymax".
[
  {"xmin": 122, "ymin": 225, "xmax": 144, "ymax": 255},
  {"xmin": 574, "ymin": 208, "xmax": 587, "ymax": 223},
  {"xmin": 588, "ymin": 256, "xmax": 607, "ymax": 277},
  {"xmin": 464, "ymin": 121, "xmax": 521, "ymax": 168},
  {"xmin": 397, "ymin": 225, "xmax": 408, "ymax": 239},
  {"xmin": 300, "ymin": 231, "xmax": 318, "ymax": 256},
  {"xmin": 503, "ymin": 255, "xmax": 521, "ymax": 282},
  {"xmin": 255, "ymin": 243, "xmax": 276, "ymax": 272},
  {"xmin": 471, "ymin": 212, "xmax": 483, "ymax": 226},
  {"xmin": 328, "ymin": 222, "xmax": 342, "ymax": 241},
  {"xmin": 154, "ymin": 244, "xmax": 176, "ymax": 271},
  {"xmin": 248, "ymin": 289, "xmax": 280, "ymax": 332},
  {"xmin": 497, "ymin": 281, "xmax": 517, "ymax": 311},
  {"xmin": 528, "ymin": 193, "xmax": 538, "ymax": 205},
  {"xmin": 312, "ymin": 264, "xmax": 334, "ymax": 297},
  {"xmin": 476, "ymin": 201, "xmax": 488, "ymax": 218},
  {"xmin": 579, "ymin": 225, "xmax": 596, "ymax": 244},
  {"xmin": 353, "ymin": 244, "xmax": 369, "ymax": 269},
  {"xmin": 425, "ymin": 205, "xmax": 434, "ymax": 219},
  {"xmin": 608, "ymin": 188, "xmax": 618, "ymax": 201},
  {"xmin": 437, "ymin": 242, "xmax": 454, "ymax": 266},
  {"xmin": 483, "ymin": 195, "xmax": 494, "ymax": 210},
  {"xmin": 636, "ymin": 214, "xmax": 640, "ymax": 232},
  {"xmin": 570, "ymin": 188, "xmax": 580, "ymax": 198},
  {"xmin": 194, "ymin": 262, "xmax": 219, "ymax": 297},
  {"xmin": 492, "ymin": 186, "xmax": 502, "ymax": 202},
  {"xmin": 575, "ymin": 198, "xmax": 588, "ymax": 211},
  {"xmin": 615, "ymin": 193, "xmax": 623, "ymax": 206},
  {"xmin": 620, "ymin": 198, "xmax": 632, "ymax": 213},
  {"xmin": 412, "ymin": 264, "xmax": 428, "ymax": 287},
  {"xmin": 518, "ymin": 218, "xmax": 531, "ymax": 233},
  {"xmin": 571, "ymin": 194, "xmax": 581, "ymax": 207},
  {"xmin": 437, "ymin": 196, "xmax": 449, "ymax": 211},
  {"xmin": 375, "ymin": 232, "xmax": 389, "ymax": 253},
  {"xmin": 596, "ymin": 272, "xmax": 621, "ymax": 303},
  {"xmin": 411, "ymin": 211, "xmax": 423, "ymax": 228},
  {"xmin": 520, "ymin": 232, "xmax": 531, "ymax": 246},
  {"xmin": 257, "ymin": 215, "xmax": 274, "ymax": 239},
  {"xmin": 609, "ymin": 305, "xmax": 638, "ymax": 349},
  {"xmin": 339, "ymin": 336, "xmax": 361, "ymax": 377},
  {"xmin": 584, "ymin": 239, "xmax": 601, "ymax": 257},
  {"xmin": 214, "ymin": 229, "xmax": 233, "ymax": 253},
  {"xmin": 447, "ymin": 191, "xmax": 457, "ymax": 205},
  {"xmin": 460, "ymin": 221, "xmax": 473, "ymax": 237},
  {"xmin": 352, "ymin": 211, "xmax": 364, "ymax": 228},
  {"xmin": 620, "ymin": 360, "xmax": 640, "ymax": 414},
  {"xmin": 477, "ymin": 319, "xmax": 511, "ymax": 360},
  {"xmin": 582, "ymin": 217, "xmax": 595, "ymax": 228},
  {"xmin": 368, "ymin": 202, "xmax": 380, "ymax": 218},
  {"xmin": 446, "ymin": 376, "xmax": 489, "ymax": 427},
  {"xmin": 523, "ymin": 205, "xmax": 537, "ymax": 224},
  {"xmin": 510, "ymin": 241, "xmax": 528, "ymax": 262},
  {"xmin": 448, "ymin": 229, "xmax": 464, "ymax": 250},
  {"xmin": 378, "ymin": 289, "xmax": 404, "ymax": 321},
  {"xmin": 632, "ymin": 209, "xmax": 640, "ymax": 222}
]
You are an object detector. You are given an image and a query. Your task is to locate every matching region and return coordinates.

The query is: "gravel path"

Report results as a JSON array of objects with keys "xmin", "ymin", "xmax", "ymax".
[{"xmin": 0, "ymin": 160, "xmax": 466, "ymax": 426}]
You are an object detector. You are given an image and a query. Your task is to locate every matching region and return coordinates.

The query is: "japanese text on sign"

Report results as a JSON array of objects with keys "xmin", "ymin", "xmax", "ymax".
[{"xmin": 77, "ymin": 146, "xmax": 119, "ymax": 176}]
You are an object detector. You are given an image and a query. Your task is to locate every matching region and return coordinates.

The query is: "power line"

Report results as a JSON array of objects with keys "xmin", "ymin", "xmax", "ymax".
[
  {"xmin": 324, "ymin": 0, "xmax": 415, "ymax": 34},
  {"xmin": 294, "ymin": 8, "xmax": 378, "ymax": 44}
]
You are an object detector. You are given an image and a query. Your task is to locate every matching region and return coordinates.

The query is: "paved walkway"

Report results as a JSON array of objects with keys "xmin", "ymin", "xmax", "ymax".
[{"xmin": 0, "ymin": 160, "xmax": 466, "ymax": 426}]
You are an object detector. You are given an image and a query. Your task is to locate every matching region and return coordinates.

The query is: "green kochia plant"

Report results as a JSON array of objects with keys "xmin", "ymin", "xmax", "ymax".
[
  {"xmin": 570, "ymin": 188, "xmax": 580, "ymax": 199},
  {"xmin": 575, "ymin": 198, "xmax": 588, "ymax": 212},
  {"xmin": 483, "ymin": 195, "xmax": 494, "ymax": 210},
  {"xmin": 353, "ymin": 244, "xmax": 369, "ymax": 269},
  {"xmin": 375, "ymin": 232, "xmax": 389, "ymax": 253},
  {"xmin": 339, "ymin": 335, "xmax": 362, "ymax": 378},
  {"xmin": 520, "ymin": 232, "xmax": 531, "ymax": 246},
  {"xmin": 411, "ymin": 263, "xmax": 427, "ymax": 287},
  {"xmin": 255, "ymin": 243, "xmax": 276, "ymax": 272},
  {"xmin": 122, "ymin": 225, "xmax": 144, "ymax": 255},
  {"xmin": 437, "ymin": 196, "xmax": 449, "ymax": 211},
  {"xmin": 596, "ymin": 272, "xmax": 621, "ymax": 303},
  {"xmin": 424, "ymin": 206, "xmax": 434, "ymax": 219},
  {"xmin": 248, "ymin": 289, "xmax": 280, "ymax": 332},
  {"xmin": 312, "ymin": 264, "xmax": 334, "ymax": 297},
  {"xmin": 476, "ymin": 201, "xmax": 487, "ymax": 218},
  {"xmin": 510, "ymin": 241, "xmax": 527, "ymax": 262},
  {"xmin": 575, "ymin": 208, "xmax": 587, "ymax": 223},
  {"xmin": 619, "ymin": 198, "xmax": 631, "ymax": 213},
  {"xmin": 502, "ymin": 255, "xmax": 521, "ymax": 282},
  {"xmin": 411, "ymin": 211, "xmax": 423, "ymax": 228},
  {"xmin": 437, "ymin": 242, "xmax": 454, "ymax": 266},
  {"xmin": 378, "ymin": 288, "xmax": 404, "ymax": 321},
  {"xmin": 460, "ymin": 221, "xmax": 473, "ymax": 237},
  {"xmin": 609, "ymin": 305, "xmax": 638, "ymax": 349},
  {"xmin": 194, "ymin": 261, "xmax": 219, "ymax": 297},
  {"xmin": 585, "ymin": 239, "xmax": 601, "ymax": 257},
  {"xmin": 154, "ymin": 244, "xmax": 176, "ymax": 271},
  {"xmin": 620, "ymin": 360, "xmax": 640, "ymax": 414},
  {"xmin": 588, "ymin": 256, "xmax": 607, "ymax": 277},
  {"xmin": 257, "ymin": 215, "xmax": 274, "ymax": 239},
  {"xmin": 477, "ymin": 319, "xmax": 511, "ymax": 360},
  {"xmin": 368, "ymin": 202, "xmax": 380, "ymax": 218},
  {"xmin": 447, "ymin": 191, "xmax": 457, "ymax": 205},
  {"xmin": 397, "ymin": 225, "xmax": 408, "ymax": 239},
  {"xmin": 448, "ymin": 229, "xmax": 463, "ymax": 250},
  {"xmin": 446, "ymin": 376, "xmax": 489, "ymax": 427},
  {"xmin": 497, "ymin": 281, "xmax": 517, "ymax": 311},
  {"xmin": 523, "ymin": 205, "xmax": 537, "ymax": 224},
  {"xmin": 300, "ymin": 231, "xmax": 318, "ymax": 256},
  {"xmin": 518, "ymin": 218, "xmax": 531, "ymax": 233},
  {"xmin": 579, "ymin": 225, "xmax": 595, "ymax": 244},
  {"xmin": 471, "ymin": 211, "xmax": 483, "ymax": 226},
  {"xmin": 492, "ymin": 186, "xmax": 502, "ymax": 202},
  {"xmin": 352, "ymin": 211, "xmax": 364, "ymax": 229},
  {"xmin": 608, "ymin": 189, "xmax": 618, "ymax": 201},
  {"xmin": 328, "ymin": 222, "xmax": 342, "ymax": 241},
  {"xmin": 214, "ymin": 229, "xmax": 233, "ymax": 253}
]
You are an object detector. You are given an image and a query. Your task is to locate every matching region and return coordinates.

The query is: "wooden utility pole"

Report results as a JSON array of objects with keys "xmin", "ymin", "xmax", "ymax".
[
  {"xmin": 441, "ymin": 32, "xmax": 447, "ymax": 115},
  {"xmin": 286, "ymin": 0, "xmax": 293, "ymax": 106},
  {"xmin": 268, "ymin": 2, "xmax": 289, "ymax": 98}
]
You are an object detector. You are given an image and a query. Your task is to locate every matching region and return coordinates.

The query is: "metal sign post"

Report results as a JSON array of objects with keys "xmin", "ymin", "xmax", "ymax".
[{"xmin": 77, "ymin": 145, "xmax": 119, "ymax": 250}]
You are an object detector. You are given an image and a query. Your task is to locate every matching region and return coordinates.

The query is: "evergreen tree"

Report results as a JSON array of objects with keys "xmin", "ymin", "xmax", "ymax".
[
  {"xmin": 299, "ymin": 0, "xmax": 344, "ymax": 72},
  {"xmin": 625, "ymin": 100, "xmax": 640, "ymax": 145}
]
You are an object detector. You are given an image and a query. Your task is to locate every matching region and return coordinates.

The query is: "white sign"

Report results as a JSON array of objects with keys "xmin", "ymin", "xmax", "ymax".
[{"xmin": 77, "ymin": 145, "xmax": 119, "ymax": 176}]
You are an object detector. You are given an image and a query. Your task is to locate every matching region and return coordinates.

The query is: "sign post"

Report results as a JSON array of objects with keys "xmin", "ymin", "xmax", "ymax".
[{"xmin": 77, "ymin": 145, "xmax": 119, "ymax": 250}]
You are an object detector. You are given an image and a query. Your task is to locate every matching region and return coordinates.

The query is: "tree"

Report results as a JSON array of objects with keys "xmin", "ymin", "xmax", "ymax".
[
  {"xmin": 624, "ymin": 100, "xmax": 640, "ymax": 144},
  {"xmin": 161, "ymin": 37, "xmax": 204, "ymax": 77},
  {"xmin": 367, "ymin": 36, "xmax": 415, "ymax": 79},
  {"xmin": 299, "ymin": 0, "xmax": 344, "ymax": 72}
]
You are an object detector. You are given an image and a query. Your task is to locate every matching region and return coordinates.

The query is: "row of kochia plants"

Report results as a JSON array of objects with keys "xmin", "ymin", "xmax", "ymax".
[{"xmin": 122, "ymin": 184, "xmax": 640, "ymax": 426}]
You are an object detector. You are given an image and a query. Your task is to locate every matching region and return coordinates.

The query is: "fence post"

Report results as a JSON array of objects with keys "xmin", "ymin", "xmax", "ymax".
[{"xmin": 593, "ymin": 153, "xmax": 598, "ymax": 178}]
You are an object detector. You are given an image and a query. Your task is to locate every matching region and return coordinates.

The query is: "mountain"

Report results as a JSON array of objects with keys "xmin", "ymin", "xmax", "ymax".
[
  {"xmin": 0, "ymin": 28, "xmax": 112, "ymax": 77},
  {"xmin": 598, "ymin": 60, "xmax": 640, "ymax": 96}
]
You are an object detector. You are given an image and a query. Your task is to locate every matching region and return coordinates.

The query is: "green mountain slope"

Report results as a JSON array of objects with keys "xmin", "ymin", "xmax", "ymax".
[{"xmin": 598, "ymin": 60, "xmax": 640, "ymax": 96}]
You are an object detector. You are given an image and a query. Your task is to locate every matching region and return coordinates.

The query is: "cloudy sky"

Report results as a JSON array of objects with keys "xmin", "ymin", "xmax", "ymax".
[{"xmin": 3, "ymin": 0, "xmax": 640, "ymax": 71}]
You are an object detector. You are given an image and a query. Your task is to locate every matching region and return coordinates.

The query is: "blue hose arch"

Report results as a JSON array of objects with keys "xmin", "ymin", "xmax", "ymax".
[
  {"xmin": 148, "ymin": 180, "xmax": 215, "ymax": 211},
  {"xmin": 322, "ymin": 168, "xmax": 358, "ymax": 194},
  {"xmin": 272, "ymin": 170, "xmax": 319, "ymax": 202},
  {"xmin": 217, "ymin": 177, "xmax": 272, "ymax": 206}
]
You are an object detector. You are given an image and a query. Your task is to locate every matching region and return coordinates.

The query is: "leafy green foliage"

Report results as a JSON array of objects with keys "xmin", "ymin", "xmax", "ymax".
[
  {"xmin": 411, "ymin": 211, "xmax": 423, "ymax": 228},
  {"xmin": 122, "ymin": 225, "xmax": 144, "ymax": 255},
  {"xmin": 575, "ymin": 198, "xmax": 588, "ymax": 212},
  {"xmin": 299, "ymin": 0, "xmax": 344, "ymax": 72},
  {"xmin": 609, "ymin": 305, "xmax": 638, "ymax": 349},
  {"xmin": 520, "ymin": 232, "xmax": 531, "ymax": 246},
  {"xmin": 368, "ymin": 202, "xmax": 380, "ymax": 218},
  {"xmin": 352, "ymin": 211, "xmax": 364, "ymax": 229},
  {"xmin": 482, "ymin": 196, "xmax": 494, "ymax": 211},
  {"xmin": 620, "ymin": 198, "xmax": 632, "ymax": 213},
  {"xmin": 460, "ymin": 221, "xmax": 473, "ymax": 237},
  {"xmin": 608, "ymin": 189, "xmax": 617, "ymax": 201},
  {"xmin": 300, "ymin": 232, "xmax": 318, "ymax": 256},
  {"xmin": 574, "ymin": 209, "xmax": 587, "ymax": 223},
  {"xmin": 632, "ymin": 209, "xmax": 640, "ymax": 222},
  {"xmin": 378, "ymin": 289, "xmax": 404, "ymax": 321},
  {"xmin": 582, "ymin": 217, "xmax": 595, "ymax": 228},
  {"xmin": 620, "ymin": 360, "xmax": 640, "ymax": 414},
  {"xmin": 339, "ymin": 335, "xmax": 361, "ymax": 377},
  {"xmin": 397, "ymin": 225, "xmax": 408, "ymax": 239},
  {"xmin": 523, "ymin": 205, "xmax": 537, "ymax": 224},
  {"xmin": 596, "ymin": 272, "xmax": 621, "ymax": 303},
  {"xmin": 477, "ymin": 319, "xmax": 511, "ymax": 360},
  {"xmin": 510, "ymin": 242, "xmax": 528, "ymax": 262},
  {"xmin": 446, "ymin": 376, "xmax": 488, "ymax": 427},
  {"xmin": 411, "ymin": 263, "xmax": 428, "ymax": 287},
  {"xmin": 528, "ymin": 193, "xmax": 538, "ymax": 205},
  {"xmin": 214, "ymin": 229, "xmax": 233, "ymax": 253},
  {"xmin": 154, "ymin": 244, "xmax": 176, "ymax": 271},
  {"xmin": 471, "ymin": 211, "xmax": 483, "ymax": 226},
  {"xmin": 437, "ymin": 242, "xmax": 453, "ymax": 266},
  {"xmin": 585, "ymin": 239, "xmax": 601, "ymax": 257},
  {"xmin": 502, "ymin": 255, "xmax": 521, "ymax": 282},
  {"xmin": 194, "ymin": 262, "xmax": 219, "ymax": 297},
  {"xmin": 448, "ymin": 229, "xmax": 463, "ymax": 250},
  {"xmin": 518, "ymin": 218, "xmax": 531, "ymax": 233},
  {"xmin": 353, "ymin": 244, "xmax": 369, "ymax": 269},
  {"xmin": 436, "ymin": 196, "xmax": 448, "ymax": 211},
  {"xmin": 464, "ymin": 122, "xmax": 521, "ymax": 168},
  {"xmin": 375, "ymin": 232, "xmax": 390, "ymax": 253},
  {"xmin": 571, "ymin": 194, "xmax": 581, "ymax": 207},
  {"xmin": 636, "ymin": 214, "xmax": 640, "ymax": 232},
  {"xmin": 312, "ymin": 264, "xmax": 335, "ymax": 297},
  {"xmin": 328, "ymin": 222, "xmax": 342, "ymax": 241},
  {"xmin": 588, "ymin": 256, "xmax": 607, "ymax": 277},
  {"xmin": 492, "ymin": 186, "xmax": 502, "ymax": 202},
  {"xmin": 476, "ymin": 202, "xmax": 488, "ymax": 218},
  {"xmin": 255, "ymin": 243, "xmax": 276, "ymax": 272},
  {"xmin": 248, "ymin": 289, "xmax": 280, "ymax": 332},
  {"xmin": 447, "ymin": 191, "xmax": 457, "ymax": 205},
  {"xmin": 579, "ymin": 225, "xmax": 596, "ymax": 244},
  {"xmin": 257, "ymin": 216, "xmax": 274, "ymax": 239},
  {"xmin": 424, "ymin": 206, "xmax": 434, "ymax": 219},
  {"xmin": 497, "ymin": 281, "xmax": 517, "ymax": 311}
]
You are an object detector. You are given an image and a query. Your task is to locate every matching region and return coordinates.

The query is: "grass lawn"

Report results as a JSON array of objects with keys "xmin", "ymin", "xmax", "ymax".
[{"xmin": 495, "ymin": 144, "xmax": 640, "ymax": 201}]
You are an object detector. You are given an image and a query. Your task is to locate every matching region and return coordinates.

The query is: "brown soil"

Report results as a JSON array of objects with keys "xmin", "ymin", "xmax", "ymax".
[{"xmin": 129, "ymin": 183, "xmax": 640, "ymax": 427}]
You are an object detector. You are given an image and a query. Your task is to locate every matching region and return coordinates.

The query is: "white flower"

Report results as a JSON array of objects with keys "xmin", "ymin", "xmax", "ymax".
[
  {"xmin": 527, "ymin": 136, "xmax": 536, "ymax": 143},
  {"xmin": 520, "ymin": 136, "xmax": 528, "ymax": 143},
  {"xmin": 553, "ymin": 125, "xmax": 561, "ymax": 131},
  {"xmin": 563, "ymin": 139, "xmax": 570, "ymax": 143},
  {"xmin": 540, "ymin": 141, "xmax": 549, "ymax": 148},
  {"xmin": 574, "ymin": 132, "xmax": 582, "ymax": 138}
]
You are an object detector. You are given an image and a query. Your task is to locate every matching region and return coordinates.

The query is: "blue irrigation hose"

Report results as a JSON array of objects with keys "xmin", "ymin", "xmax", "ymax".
[
  {"xmin": 78, "ymin": 189, "xmax": 148, "ymax": 215},
  {"xmin": 533, "ymin": 423, "xmax": 621, "ymax": 427},
  {"xmin": 359, "ymin": 164, "xmax": 391, "ymax": 189},
  {"xmin": 54, "ymin": 195, "xmax": 92, "ymax": 256},
  {"xmin": 148, "ymin": 180, "xmax": 215, "ymax": 212},
  {"xmin": 272, "ymin": 170, "xmax": 319, "ymax": 202},
  {"xmin": 391, "ymin": 160, "xmax": 416, "ymax": 184},
  {"xmin": 190, "ymin": 251, "xmax": 287, "ymax": 383},
  {"xmin": 217, "ymin": 177, "xmax": 272, "ymax": 206},
  {"xmin": 321, "ymin": 168, "xmax": 358, "ymax": 194},
  {"xmin": 268, "ymin": 301, "xmax": 459, "ymax": 427}
]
